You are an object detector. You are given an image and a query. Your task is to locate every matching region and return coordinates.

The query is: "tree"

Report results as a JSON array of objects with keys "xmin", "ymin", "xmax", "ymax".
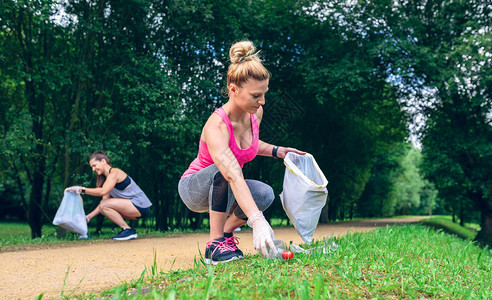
[
  {"xmin": 296, "ymin": 1, "xmax": 408, "ymax": 221},
  {"xmin": 382, "ymin": 0, "xmax": 491, "ymax": 245},
  {"xmin": 393, "ymin": 147, "xmax": 424, "ymax": 215},
  {"xmin": 358, "ymin": 145, "xmax": 406, "ymax": 217},
  {"xmin": 415, "ymin": 180, "xmax": 438, "ymax": 216},
  {"xmin": 1, "ymin": 0, "xmax": 72, "ymax": 237}
]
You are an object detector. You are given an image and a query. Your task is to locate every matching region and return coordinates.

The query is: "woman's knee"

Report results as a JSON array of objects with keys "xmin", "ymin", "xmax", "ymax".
[
  {"xmin": 210, "ymin": 171, "xmax": 228, "ymax": 212},
  {"xmin": 183, "ymin": 202, "xmax": 208, "ymax": 214},
  {"xmin": 252, "ymin": 184, "xmax": 275, "ymax": 211},
  {"xmin": 99, "ymin": 199, "xmax": 118, "ymax": 213},
  {"xmin": 233, "ymin": 184, "xmax": 275, "ymax": 219},
  {"xmin": 179, "ymin": 185, "xmax": 210, "ymax": 213},
  {"xmin": 98, "ymin": 201, "xmax": 110, "ymax": 216}
]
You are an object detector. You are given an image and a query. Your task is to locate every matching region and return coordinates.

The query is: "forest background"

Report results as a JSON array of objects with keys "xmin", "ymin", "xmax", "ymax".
[{"xmin": 0, "ymin": 0, "xmax": 490, "ymax": 246}]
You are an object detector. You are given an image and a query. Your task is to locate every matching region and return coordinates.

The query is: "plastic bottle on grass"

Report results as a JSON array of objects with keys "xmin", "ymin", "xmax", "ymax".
[
  {"xmin": 266, "ymin": 236, "xmax": 340, "ymax": 259},
  {"xmin": 266, "ymin": 239, "xmax": 287, "ymax": 259},
  {"xmin": 290, "ymin": 235, "xmax": 340, "ymax": 255}
]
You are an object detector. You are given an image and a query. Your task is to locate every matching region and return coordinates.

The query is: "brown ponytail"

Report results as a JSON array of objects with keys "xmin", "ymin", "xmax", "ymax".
[{"xmin": 89, "ymin": 151, "xmax": 111, "ymax": 187}]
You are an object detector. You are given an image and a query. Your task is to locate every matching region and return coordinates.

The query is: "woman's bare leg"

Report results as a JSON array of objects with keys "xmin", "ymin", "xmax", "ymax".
[
  {"xmin": 210, "ymin": 211, "xmax": 246, "ymax": 239},
  {"xmin": 209, "ymin": 210, "xmax": 228, "ymax": 240},
  {"xmin": 99, "ymin": 198, "xmax": 140, "ymax": 228},
  {"xmin": 224, "ymin": 213, "xmax": 246, "ymax": 233}
]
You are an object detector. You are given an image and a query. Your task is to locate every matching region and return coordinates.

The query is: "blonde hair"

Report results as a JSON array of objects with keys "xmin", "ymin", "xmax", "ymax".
[{"xmin": 227, "ymin": 40, "xmax": 270, "ymax": 88}]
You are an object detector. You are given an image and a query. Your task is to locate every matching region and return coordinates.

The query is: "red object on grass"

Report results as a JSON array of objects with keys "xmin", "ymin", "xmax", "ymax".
[{"xmin": 282, "ymin": 250, "xmax": 294, "ymax": 260}]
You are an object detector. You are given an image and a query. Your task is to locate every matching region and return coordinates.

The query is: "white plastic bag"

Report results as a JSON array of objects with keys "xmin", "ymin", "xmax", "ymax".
[
  {"xmin": 53, "ymin": 190, "xmax": 88, "ymax": 238},
  {"xmin": 280, "ymin": 152, "xmax": 328, "ymax": 244}
]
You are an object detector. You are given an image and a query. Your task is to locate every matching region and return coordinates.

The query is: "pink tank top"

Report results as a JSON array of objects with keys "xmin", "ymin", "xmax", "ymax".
[{"xmin": 180, "ymin": 108, "xmax": 259, "ymax": 180}]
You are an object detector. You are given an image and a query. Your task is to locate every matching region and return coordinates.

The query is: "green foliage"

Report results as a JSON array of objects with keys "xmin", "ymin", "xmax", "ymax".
[
  {"xmin": 279, "ymin": 1, "xmax": 408, "ymax": 221},
  {"xmin": 393, "ymin": 147, "xmax": 424, "ymax": 214},
  {"xmin": 415, "ymin": 179, "xmax": 440, "ymax": 215},
  {"xmin": 386, "ymin": 0, "xmax": 492, "ymax": 244},
  {"xmin": 358, "ymin": 144, "xmax": 438, "ymax": 218},
  {"xmin": 358, "ymin": 145, "xmax": 406, "ymax": 217}
]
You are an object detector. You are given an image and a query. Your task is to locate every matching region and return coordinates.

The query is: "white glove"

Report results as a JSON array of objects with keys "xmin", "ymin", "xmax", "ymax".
[
  {"xmin": 247, "ymin": 211, "xmax": 277, "ymax": 257},
  {"xmin": 67, "ymin": 186, "xmax": 82, "ymax": 194}
]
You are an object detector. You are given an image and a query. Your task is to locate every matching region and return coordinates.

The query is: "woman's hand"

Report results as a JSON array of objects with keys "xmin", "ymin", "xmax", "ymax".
[
  {"xmin": 247, "ymin": 211, "xmax": 277, "ymax": 256},
  {"xmin": 276, "ymin": 147, "xmax": 306, "ymax": 159},
  {"xmin": 67, "ymin": 186, "xmax": 82, "ymax": 194}
]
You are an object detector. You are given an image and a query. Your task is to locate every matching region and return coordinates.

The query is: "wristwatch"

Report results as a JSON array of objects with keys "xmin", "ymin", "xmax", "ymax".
[
  {"xmin": 82, "ymin": 187, "xmax": 86, "ymax": 194},
  {"xmin": 272, "ymin": 145, "xmax": 279, "ymax": 158}
]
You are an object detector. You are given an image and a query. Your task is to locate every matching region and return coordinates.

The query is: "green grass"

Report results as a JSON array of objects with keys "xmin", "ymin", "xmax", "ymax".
[
  {"xmin": 0, "ymin": 223, "xmax": 63, "ymax": 246},
  {"xmin": 0, "ymin": 221, "xmax": 122, "ymax": 248},
  {"xmin": 70, "ymin": 224, "xmax": 491, "ymax": 300},
  {"xmin": 420, "ymin": 216, "xmax": 479, "ymax": 241}
]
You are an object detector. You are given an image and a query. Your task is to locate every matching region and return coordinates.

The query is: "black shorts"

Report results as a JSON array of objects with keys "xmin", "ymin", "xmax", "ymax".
[{"xmin": 133, "ymin": 203, "xmax": 151, "ymax": 218}]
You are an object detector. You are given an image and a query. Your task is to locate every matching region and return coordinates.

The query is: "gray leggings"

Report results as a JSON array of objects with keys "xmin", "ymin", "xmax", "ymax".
[{"xmin": 178, "ymin": 164, "xmax": 274, "ymax": 219}]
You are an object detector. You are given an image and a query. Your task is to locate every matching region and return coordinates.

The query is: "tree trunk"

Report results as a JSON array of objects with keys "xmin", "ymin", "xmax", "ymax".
[
  {"xmin": 16, "ymin": 7, "xmax": 47, "ymax": 239},
  {"xmin": 29, "ymin": 159, "xmax": 45, "ymax": 239},
  {"xmin": 473, "ymin": 189, "xmax": 492, "ymax": 247},
  {"xmin": 155, "ymin": 176, "xmax": 168, "ymax": 231},
  {"xmin": 474, "ymin": 210, "xmax": 492, "ymax": 247},
  {"xmin": 459, "ymin": 197, "xmax": 465, "ymax": 226},
  {"xmin": 26, "ymin": 74, "xmax": 46, "ymax": 238},
  {"xmin": 43, "ymin": 177, "xmax": 51, "ymax": 221}
]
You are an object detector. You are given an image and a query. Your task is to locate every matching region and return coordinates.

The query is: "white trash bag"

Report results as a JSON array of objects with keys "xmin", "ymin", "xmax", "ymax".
[
  {"xmin": 53, "ymin": 190, "xmax": 88, "ymax": 238},
  {"xmin": 280, "ymin": 152, "xmax": 328, "ymax": 245}
]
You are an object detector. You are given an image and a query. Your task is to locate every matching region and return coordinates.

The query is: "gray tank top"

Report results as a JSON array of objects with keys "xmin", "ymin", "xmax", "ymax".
[{"xmin": 109, "ymin": 176, "xmax": 152, "ymax": 208}]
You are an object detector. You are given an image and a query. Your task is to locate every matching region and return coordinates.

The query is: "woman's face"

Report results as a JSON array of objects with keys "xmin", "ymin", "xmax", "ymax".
[
  {"xmin": 89, "ymin": 159, "xmax": 106, "ymax": 175},
  {"xmin": 231, "ymin": 78, "xmax": 269, "ymax": 114}
]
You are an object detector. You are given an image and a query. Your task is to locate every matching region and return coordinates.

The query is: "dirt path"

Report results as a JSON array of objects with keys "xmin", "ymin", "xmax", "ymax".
[{"xmin": 0, "ymin": 217, "xmax": 426, "ymax": 300}]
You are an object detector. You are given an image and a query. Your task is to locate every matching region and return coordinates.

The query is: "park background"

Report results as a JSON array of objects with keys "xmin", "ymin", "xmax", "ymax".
[{"xmin": 0, "ymin": 0, "xmax": 490, "ymax": 246}]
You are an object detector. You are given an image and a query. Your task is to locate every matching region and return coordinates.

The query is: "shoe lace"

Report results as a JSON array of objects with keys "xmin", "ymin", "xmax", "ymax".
[
  {"xmin": 206, "ymin": 240, "xmax": 235, "ymax": 255},
  {"xmin": 224, "ymin": 236, "xmax": 240, "ymax": 250}
]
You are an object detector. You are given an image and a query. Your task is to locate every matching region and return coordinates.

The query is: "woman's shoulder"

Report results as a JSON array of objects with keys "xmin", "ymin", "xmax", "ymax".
[
  {"xmin": 109, "ymin": 168, "xmax": 127, "ymax": 182},
  {"xmin": 204, "ymin": 111, "xmax": 229, "ymax": 133},
  {"xmin": 202, "ymin": 111, "xmax": 230, "ymax": 143}
]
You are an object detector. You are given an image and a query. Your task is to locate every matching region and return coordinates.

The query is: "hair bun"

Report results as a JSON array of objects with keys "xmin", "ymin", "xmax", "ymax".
[
  {"xmin": 226, "ymin": 40, "xmax": 270, "ymax": 86},
  {"xmin": 229, "ymin": 40, "xmax": 259, "ymax": 64}
]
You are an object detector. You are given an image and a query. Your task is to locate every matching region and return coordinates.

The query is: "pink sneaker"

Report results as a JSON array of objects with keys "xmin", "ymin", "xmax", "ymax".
[
  {"xmin": 224, "ymin": 234, "xmax": 244, "ymax": 258},
  {"xmin": 204, "ymin": 238, "xmax": 241, "ymax": 265}
]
